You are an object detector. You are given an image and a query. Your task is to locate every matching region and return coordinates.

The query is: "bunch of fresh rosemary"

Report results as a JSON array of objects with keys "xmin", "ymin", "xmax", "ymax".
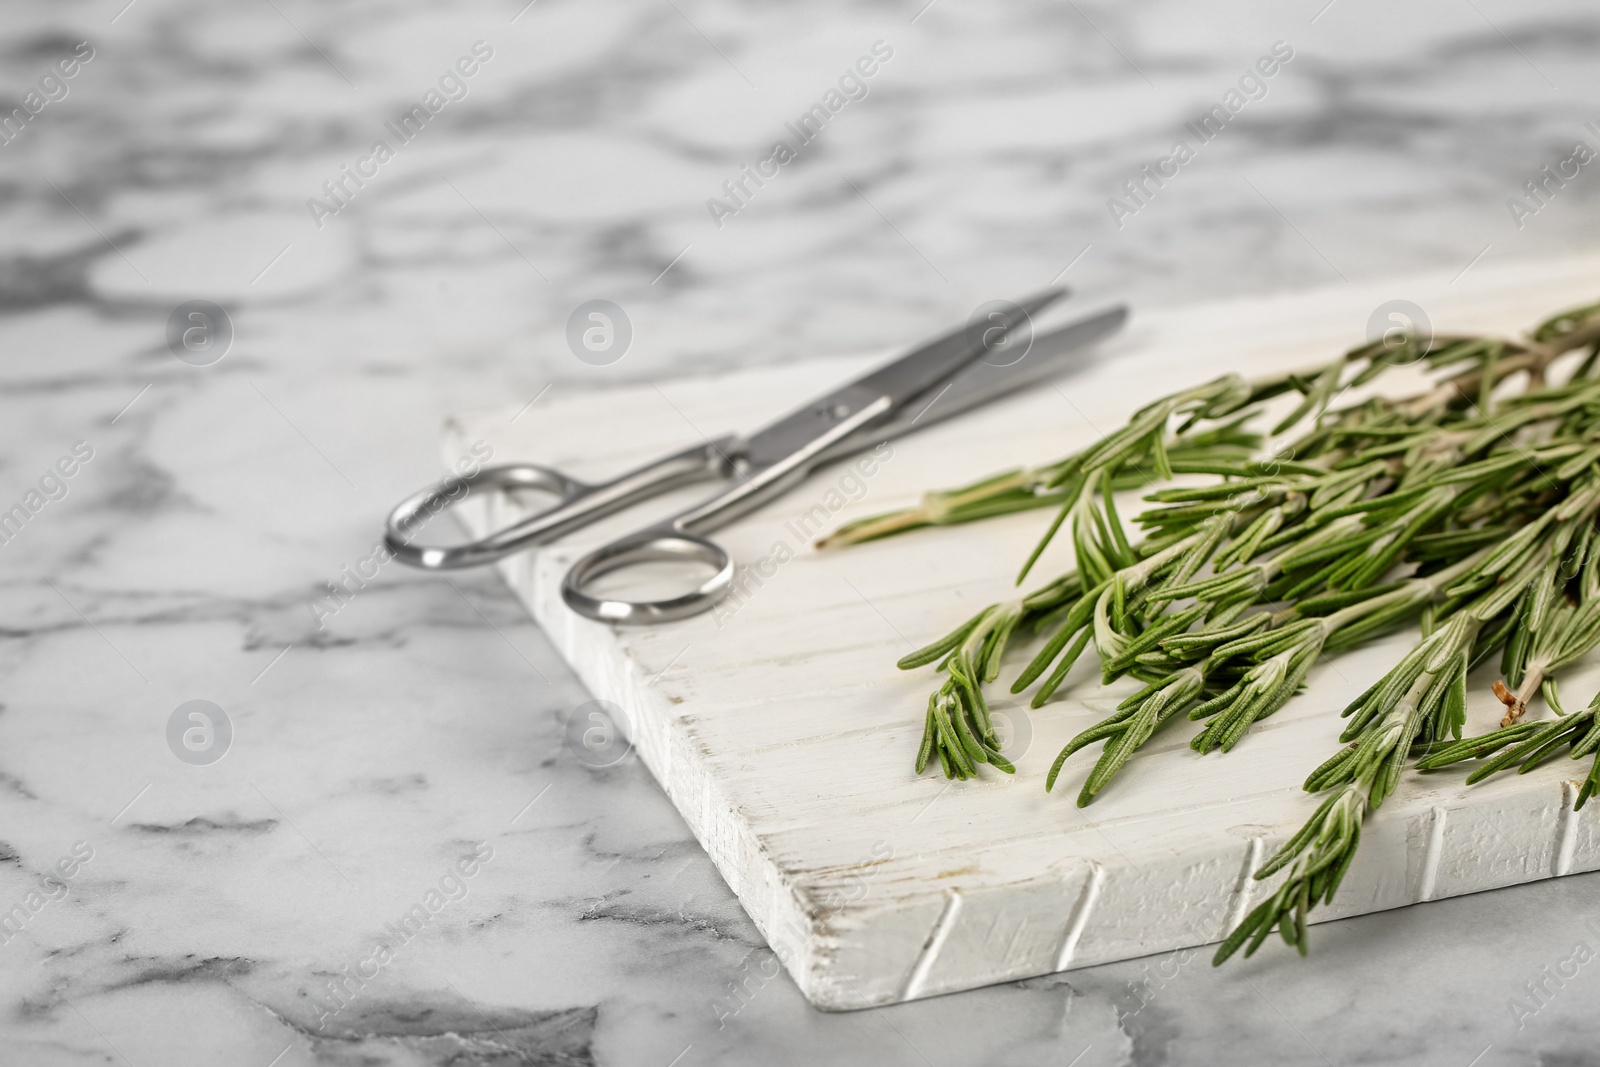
[{"xmin": 821, "ymin": 296, "xmax": 1600, "ymax": 963}]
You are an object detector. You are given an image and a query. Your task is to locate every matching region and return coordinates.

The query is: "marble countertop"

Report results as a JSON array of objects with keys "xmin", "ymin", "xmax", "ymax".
[{"xmin": 5, "ymin": 0, "xmax": 1600, "ymax": 1064}]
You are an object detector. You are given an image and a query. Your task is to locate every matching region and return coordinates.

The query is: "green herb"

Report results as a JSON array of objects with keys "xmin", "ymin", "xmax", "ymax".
[{"xmin": 824, "ymin": 297, "xmax": 1600, "ymax": 962}]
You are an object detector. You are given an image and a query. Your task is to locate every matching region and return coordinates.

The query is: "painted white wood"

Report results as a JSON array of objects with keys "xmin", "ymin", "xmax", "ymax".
[{"xmin": 444, "ymin": 252, "xmax": 1600, "ymax": 1010}]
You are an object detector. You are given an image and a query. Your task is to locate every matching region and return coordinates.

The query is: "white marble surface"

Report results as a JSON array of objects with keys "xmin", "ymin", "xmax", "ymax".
[{"xmin": 4, "ymin": 0, "xmax": 1600, "ymax": 1063}]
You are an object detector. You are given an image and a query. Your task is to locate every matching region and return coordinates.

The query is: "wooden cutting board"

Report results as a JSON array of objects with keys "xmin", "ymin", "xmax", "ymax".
[{"xmin": 444, "ymin": 251, "xmax": 1600, "ymax": 1010}]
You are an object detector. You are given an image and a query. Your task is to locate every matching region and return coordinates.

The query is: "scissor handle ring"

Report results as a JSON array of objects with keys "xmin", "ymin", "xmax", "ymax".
[
  {"xmin": 385, "ymin": 463, "xmax": 590, "ymax": 570},
  {"xmin": 561, "ymin": 526, "xmax": 733, "ymax": 625}
]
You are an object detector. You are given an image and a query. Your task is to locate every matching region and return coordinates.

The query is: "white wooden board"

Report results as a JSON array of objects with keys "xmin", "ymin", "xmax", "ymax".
[{"xmin": 444, "ymin": 252, "xmax": 1600, "ymax": 1010}]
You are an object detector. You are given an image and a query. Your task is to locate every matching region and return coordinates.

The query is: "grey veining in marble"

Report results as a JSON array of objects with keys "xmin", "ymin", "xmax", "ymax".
[{"xmin": 4, "ymin": 0, "xmax": 1600, "ymax": 1064}]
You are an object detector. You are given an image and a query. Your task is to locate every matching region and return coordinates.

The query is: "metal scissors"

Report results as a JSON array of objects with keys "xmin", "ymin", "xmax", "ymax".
[{"xmin": 384, "ymin": 290, "xmax": 1126, "ymax": 625}]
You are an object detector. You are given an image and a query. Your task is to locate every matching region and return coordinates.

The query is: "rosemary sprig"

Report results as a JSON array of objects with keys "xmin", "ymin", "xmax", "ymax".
[
  {"xmin": 1418, "ymin": 683, "xmax": 1600, "ymax": 808},
  {"xmin": 815, "ymin": 412, "xmax": 1260, "ymax": 550},
  {"xmin": 829, "ymin": 295, "xmax": 1600, "ymax": 962}
]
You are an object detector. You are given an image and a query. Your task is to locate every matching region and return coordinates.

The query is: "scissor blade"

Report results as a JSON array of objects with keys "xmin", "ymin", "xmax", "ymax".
[
  {"xmin": 737, "ymin": 288, "xmax": 1068, "ymax": 468},
  {"xmin": 811, "ymin": 304, "xmax": 1127, "ymax": 465},
  {"xmin": 865, "ymin": 305, "xmax": 1127, "ymax": 440},
  {"xmin": 842, "ymin": 287, "xmax": 1069, "ymax": 410}
]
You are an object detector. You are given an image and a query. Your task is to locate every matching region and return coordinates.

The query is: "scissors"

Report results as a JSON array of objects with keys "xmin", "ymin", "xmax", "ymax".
[{"xmin": 384, "ymin": 290, "xmax": 1127, "ymax": 624}]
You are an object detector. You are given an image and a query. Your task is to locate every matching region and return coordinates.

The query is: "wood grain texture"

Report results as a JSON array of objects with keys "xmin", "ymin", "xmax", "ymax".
[{"xmin": 445, "ymin": 253, "xmax": 1600, "ymax": 1010}]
